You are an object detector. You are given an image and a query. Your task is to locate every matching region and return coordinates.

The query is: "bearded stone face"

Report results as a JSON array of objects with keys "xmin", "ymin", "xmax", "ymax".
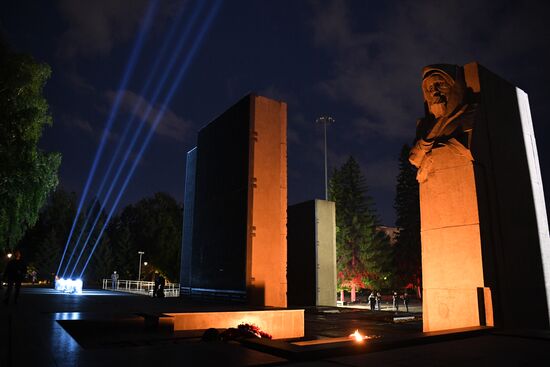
[{"xmin": 423, "ymin": 73, "xmax": 463, "ymax": 118}]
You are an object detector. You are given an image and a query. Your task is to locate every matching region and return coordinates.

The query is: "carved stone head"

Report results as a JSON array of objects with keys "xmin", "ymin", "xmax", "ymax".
[{"xmin": 422, "ymin": 64, "xmax": 465, "ymax": 119}]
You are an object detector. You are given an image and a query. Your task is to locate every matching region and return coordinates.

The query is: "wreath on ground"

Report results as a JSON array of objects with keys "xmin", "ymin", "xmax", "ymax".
[{"xmin": 201, "ymin": 323, "xmax": 272, "ymax": 341}]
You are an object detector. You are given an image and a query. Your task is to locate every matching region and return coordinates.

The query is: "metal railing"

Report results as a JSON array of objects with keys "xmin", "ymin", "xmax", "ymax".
[{"xmin": 102, "ymin": 279, "xmax": 180, "ymax": 297}]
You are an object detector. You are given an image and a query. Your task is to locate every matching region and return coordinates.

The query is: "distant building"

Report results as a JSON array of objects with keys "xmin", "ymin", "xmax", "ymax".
[{"xmin": 377, "ymin": 225, "xmax": 399, "ymax": 245}]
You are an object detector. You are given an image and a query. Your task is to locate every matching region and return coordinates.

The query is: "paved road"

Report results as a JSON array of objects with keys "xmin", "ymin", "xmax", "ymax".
[{"xmin": 1, "ymin": 286, "xmax": 549, "ymax": 366}]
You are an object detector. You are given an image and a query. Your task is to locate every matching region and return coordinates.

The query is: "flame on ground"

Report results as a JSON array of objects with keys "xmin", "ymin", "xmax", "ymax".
[{"xmin": 349, "ymin": 329, "xmax": 367, "ymax": 342}]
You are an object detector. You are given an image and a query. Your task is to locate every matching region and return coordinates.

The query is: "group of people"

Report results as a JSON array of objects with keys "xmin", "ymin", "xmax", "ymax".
[
  {"xmin": 367, "ymin": 291, "xmax": 383, "ymax": 311},
  {"xmin": 368, "ymin": 290, "xmax": 410, "ymax": 312}
]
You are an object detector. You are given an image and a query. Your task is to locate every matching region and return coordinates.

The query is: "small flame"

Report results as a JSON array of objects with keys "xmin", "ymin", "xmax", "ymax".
[{"xmin": 349, "ymin": 329, "xmax": 365, "ymax": 342}]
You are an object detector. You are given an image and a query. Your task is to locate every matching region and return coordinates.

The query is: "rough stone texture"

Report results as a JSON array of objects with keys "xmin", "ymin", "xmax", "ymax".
[
  {"xmin": 287, "ymin": 200, "xmax": 337, "ymax": 307},
  {"xmin": 181, "ymin": 94, "xmax": 287, "ymax": 307},
  {"xmin": 315, "ymin": 200, "xmax": 337, "ymax": 306},
  {"xmin": 167, "ymin": 310, "xmax": 304, "ymax": 339},
  {"xmin": 419, "ymin": 145, "xmax": 488, "ymax": 331},
  {"xmin": 246, "ymin": 95, "xmax": 288, "ymax": 307},
  {"xmin": 413, "ymin": 62, "xmax": 550, "ymax": 331}
]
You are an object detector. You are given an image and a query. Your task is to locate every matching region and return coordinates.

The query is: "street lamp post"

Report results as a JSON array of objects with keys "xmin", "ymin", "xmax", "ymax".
[
  {"xmin": 137, "ymin": 251, "xmax": 145, "ymax": 281},
  {"xmin": 316, "ymin": 116, "xmax": 335, "ymax": 200}
]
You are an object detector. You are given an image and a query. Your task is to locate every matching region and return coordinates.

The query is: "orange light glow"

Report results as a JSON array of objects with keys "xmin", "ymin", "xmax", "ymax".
[{"xmin": 349, "ymin": 329, "xmax": 366, "ymax": 342}]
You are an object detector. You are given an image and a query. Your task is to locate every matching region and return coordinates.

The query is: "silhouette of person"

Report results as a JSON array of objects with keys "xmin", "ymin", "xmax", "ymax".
[
  {"xmin": 368, "ymin": 291, "xmax": 376, "ymax": 311},
  {"xmin": 392, "ymin": 291, "xmax": 399, "ymax": 312},
  {"xmin": 152, "ymin": 272, "xmax": 166, "ymax": 298},
  {"xmin": 111, "ymin": 271, "xmax": 119, "ymax": 289},
  {"xmin": 157, "ymin": 274, "xmax": 165, "ymax": 298},
  {"xmin": 403, "ymin": 291, "xmax": 410, "ymax": 312},
  {"xmin": 3, "ymin": 250, "xmax": 26, "ymax": 305}
]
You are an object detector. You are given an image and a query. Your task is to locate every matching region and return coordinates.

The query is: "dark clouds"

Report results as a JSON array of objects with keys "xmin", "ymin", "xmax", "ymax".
[
  {"xmin": 2, "ymin": 0, "xmax": 549, "ymax": 226},
  {"xmin": 56, "ymin": 0, "xmax": 181, "ymax": 60},
  {"xmin": 108, "ymin": 90, "xmax": 193, "ymax": 142},
  {"xmin": 56, "ymin": 0, "xmax": 150, "ymax": 59},
  {"xmin": 310, "ymin": 0, "xmax": 550, "ymax": 140},
  {"xmin": 302, "ymin": 0, "xmax": 550, "ymax": 222}
]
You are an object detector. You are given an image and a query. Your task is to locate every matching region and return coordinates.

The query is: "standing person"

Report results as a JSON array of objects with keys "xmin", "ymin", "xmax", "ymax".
[
  {"xmin": 368, "ymin": 291, "xmax": 376, "ymax": 311},
  {"xmin": 392, "ymin": 291, "xmax": 399, "ymax": 312},
  {"xmin": 31, "ymin": 270, "xmax": 37, "ymax": 284},
  {"xmin": 403, "ymin": 291, "xmax": 410, "ymax": 312},
  {"xmin": 111, "ymin": 271, "xmax": 119, "ymax": 290},
  {"xmin": 157, "ymin": 275, "xmax": 165, "ymax": 298},
  {"xmin": 153, "ymin": 272, "xmax": 160, "ymax": 297},
  {"xmin": 376, "ymin": 291, "xmax": 382, "ymax": 311},
  {"xmin": 3, "ymin": 250, "xmax": 26, "ymax": 305}
]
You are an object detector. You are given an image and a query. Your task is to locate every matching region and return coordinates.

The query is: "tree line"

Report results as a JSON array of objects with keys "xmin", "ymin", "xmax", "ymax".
[{"xmin": 20, "ymin": 189, "xmax": 182, "ymax": 284}]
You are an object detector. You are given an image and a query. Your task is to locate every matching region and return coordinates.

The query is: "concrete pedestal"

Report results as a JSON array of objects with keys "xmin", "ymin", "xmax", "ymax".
[
  {"xmin": 420, "ymin": 146, "xmax": 493, "ymax": 331},
  {"xmin": 417, "ymin": 62, "xmax": 549, "ymax": 331}
]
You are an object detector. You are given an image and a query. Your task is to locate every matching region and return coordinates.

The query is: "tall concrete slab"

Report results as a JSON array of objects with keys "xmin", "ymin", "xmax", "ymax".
[
  {"xmin": 181, "ymin": 94, "xmax": 287, "ymax": 307},
  {"xmin": 180, "ymin": 148, "xmax": 197, "ymax": 293},
  {"xmin": 288, "ymin": 199, "xmax": 337, "ymax": 307},
  {"xmin": 246, "ymin": 96, "xmax": 288, "ymax": 307},
  {"xmin": 467, "ymin": 64, "xmax": 550, "ymax": 329},
  {"xmin": 411, "ymin": 62, "xmax": 549, "ymax": 331}
]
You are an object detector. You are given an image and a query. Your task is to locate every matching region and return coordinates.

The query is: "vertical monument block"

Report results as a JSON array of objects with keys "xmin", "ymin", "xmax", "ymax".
[
  {"xmin": 411, "ymin": 63, "xmax": 550, "ymax": 331},
  {"xmin": 467, "ymin": 64, "xmax": 550, "ymax": 329},
  {"xmin": 287, "ymin": 199, "xmax": 337, "ymax": 307},
  {"xmin": 247, "ymin": 95, "xmax": 288, "ymax": 307},
  {"xmin": 180, "ymin": 148, "xmax": 197, "ymax": 294},
  {"xmin": 180, "ymin": 94, "xmax": 287, "ymax": 307}
]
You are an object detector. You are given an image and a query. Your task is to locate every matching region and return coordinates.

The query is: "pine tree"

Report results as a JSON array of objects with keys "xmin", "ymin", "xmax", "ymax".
[
  {"xmin": 329, "ymin": 156, "xmax": 392, "ymax": 302},
  {"xmin": 393, "ymin": 144, "xmax": 421, "ymax": 297}
]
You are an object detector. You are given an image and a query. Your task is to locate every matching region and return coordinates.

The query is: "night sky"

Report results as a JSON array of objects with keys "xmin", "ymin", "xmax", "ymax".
[{"xmin": 2, "ymin": 0, "xmax": 549, "ymax": 226}]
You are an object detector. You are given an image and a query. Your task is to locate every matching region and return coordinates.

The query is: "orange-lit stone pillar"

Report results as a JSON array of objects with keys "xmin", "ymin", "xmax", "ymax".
[
  {"xmin": 413, "ymin": 63, "xmax": 550, "ymax": 331},
  {"xmin": 419, "ymin": 146, "xmax": 491, "ymax": 331},
  {"xmin": 246, "ymin": 96, "xmax": 287, "ymax": 307},
  {"xmin": 411, "ymin": 64, "xmax": 493, "ymax": 332}
]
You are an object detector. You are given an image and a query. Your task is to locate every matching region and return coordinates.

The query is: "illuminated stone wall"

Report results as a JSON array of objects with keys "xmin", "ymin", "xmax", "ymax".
[
  {"xmin": 181, "ymin": 94, "xmax": 287, "ymax": 307},
  {"xmin": 414, "ymin": 62, "xmax": 550, "ymax": 331},
  {"xmin": 468, "ymin": 63, "xmax": 550, "ymax": 329},
  {"xmin": 287, "ymin": 199, "xmax": 337, "ymax": 307},
  {"xmin": 246, "ymin": 95, "xmax": 288, "ymax": 307}
]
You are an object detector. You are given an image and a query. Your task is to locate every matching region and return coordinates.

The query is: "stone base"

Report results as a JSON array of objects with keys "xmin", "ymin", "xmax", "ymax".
[
  {"xmin": 423, "ymin": 287, "xmax": 493, "ymax": 332},
  {"xmin": 166, "ymin": 309, "xmax": 304, "ymax": 339},
  {"xmin": 419, "ymin": 146, "xmax": 493, "ymax": 332}
]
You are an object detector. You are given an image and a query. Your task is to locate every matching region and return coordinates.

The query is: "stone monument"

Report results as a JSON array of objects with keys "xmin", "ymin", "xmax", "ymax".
[
  {"xmin": 180, "ymin": 94, "xmax": 287, "ymax": 308},
  {"xmin": 410, "ymin": 63, "xmax": 550, "ymax": 331},
  {"xmin": 287, "ymin": 199, "xmax": 337, "ymax": 307}
]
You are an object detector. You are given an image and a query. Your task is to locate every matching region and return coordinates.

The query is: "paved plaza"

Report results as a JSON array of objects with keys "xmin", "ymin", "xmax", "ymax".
[{"xmin": 1, "ymin": 286, "xmax": 549, "ymax": 366}]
